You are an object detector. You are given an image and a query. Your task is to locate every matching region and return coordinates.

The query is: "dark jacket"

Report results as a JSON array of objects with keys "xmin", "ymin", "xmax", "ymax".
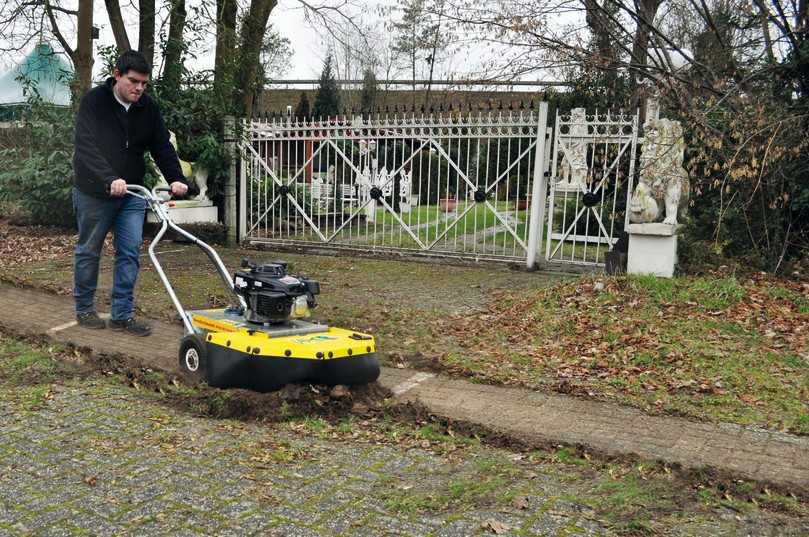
[{"xmin": 73, "ymin": 78, "xmax": 185, "ymax": 198}]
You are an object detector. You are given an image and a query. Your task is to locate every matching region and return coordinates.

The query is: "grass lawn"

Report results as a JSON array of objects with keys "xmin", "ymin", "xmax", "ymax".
[
  {"xmin": 1, "ymin": 220, "xmax": 808, "ymax": 434},
  {"xmin": 258, "ymin": 202, "xmax": 531, "ymax": 253},
  {"xmin": 430, "ymin": 274, "xmax": 809, "ymax": 434}
]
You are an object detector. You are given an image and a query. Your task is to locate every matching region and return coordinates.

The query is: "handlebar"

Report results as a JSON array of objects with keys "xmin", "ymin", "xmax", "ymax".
[
  {"xmin": 124, "ymin": 183, "xmax": 246, "ymax": 334},
  {"xmin": 125, "ymin": 184, "xmax": 173, "ymax": 202}
]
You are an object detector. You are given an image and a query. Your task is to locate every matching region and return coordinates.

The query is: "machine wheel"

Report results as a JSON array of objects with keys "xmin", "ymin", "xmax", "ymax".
[{"xmin": 178, "ymin": 334, "xmax": 207, "ymax": 381}]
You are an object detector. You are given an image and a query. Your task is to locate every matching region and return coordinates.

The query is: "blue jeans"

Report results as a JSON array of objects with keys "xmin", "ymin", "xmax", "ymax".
[{"xmin": 73, "ymin": 188, "xmax": 146, "ymax": 321}]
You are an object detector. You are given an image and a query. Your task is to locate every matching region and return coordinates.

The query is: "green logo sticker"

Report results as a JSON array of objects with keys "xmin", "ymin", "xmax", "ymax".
[{"xmin": 293, "ymin": 335, "xmax": 338, "ymax": 344}]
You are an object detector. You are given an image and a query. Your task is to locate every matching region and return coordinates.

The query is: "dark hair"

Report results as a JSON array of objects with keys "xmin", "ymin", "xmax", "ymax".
[{"xmin": 115, "ymin": 50, "xmax": 151, "ymax": 76}]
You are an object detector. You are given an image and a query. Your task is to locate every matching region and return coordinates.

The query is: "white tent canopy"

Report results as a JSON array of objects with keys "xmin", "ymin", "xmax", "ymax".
[{"xmin": 0, "ymin": 43, "xmax": 72, "ymax": 106}]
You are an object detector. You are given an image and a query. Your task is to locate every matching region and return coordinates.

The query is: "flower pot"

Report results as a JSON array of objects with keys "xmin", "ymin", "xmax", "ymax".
[{"xmin": 439, "ymin": 198, "xmax": 457, "ymax": 212}]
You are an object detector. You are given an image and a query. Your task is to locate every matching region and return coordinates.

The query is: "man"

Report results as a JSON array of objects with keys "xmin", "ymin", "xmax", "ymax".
[{"xmin": 72, "ymin": 50, "xmax": 188, "ymax": 336}]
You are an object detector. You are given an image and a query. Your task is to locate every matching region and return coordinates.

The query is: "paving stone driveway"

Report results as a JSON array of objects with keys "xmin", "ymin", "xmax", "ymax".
[{"xmin": 0, "ymin": 376, "xmax": 613, "ymax": 537}]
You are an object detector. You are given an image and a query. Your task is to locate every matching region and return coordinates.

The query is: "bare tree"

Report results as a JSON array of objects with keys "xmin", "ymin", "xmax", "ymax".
[
  {"xmin": 213, "ymin": 0, "xmax": 238, "ymax": 106},
  {"xmin": 225, "ymin": 0, "xmax": 367, "ymax": 116},
  {"xmin": 104, "ymin": 0, "xmax": 131, "ymax": 51},
  {"xmin": 73, "ymin": 0, "xmax": 94, "ymax": 97},
  {"xmin": 0, "ymin": 0, "xmax": 97, "ymax": 99},
  {"xmin": 233, "ymin": 0, "xmax": 276, "ymax": 118},
  {"xmin": 161, "ymin": 0, "xmax": 187, "ymax": 96},
  {"xmin": 423, "ymin": 0, "xmax": 450, "ymax": 105},
  {"xmin": 139, "ymin": 0, "xmax": 156, "ymax": 67},
  {"xmin": 391, "ymin": 0, "xmax": 426, "ymax": 105}
]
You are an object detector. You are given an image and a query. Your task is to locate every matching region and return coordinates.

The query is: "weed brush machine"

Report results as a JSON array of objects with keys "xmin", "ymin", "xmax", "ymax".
[{"xmin": 127, "ymin": 185, "xmax": 380, "ymax": 392}]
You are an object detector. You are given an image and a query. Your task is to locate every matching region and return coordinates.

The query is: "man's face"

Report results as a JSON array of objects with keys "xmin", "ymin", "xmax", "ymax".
[{"xmin": 113, "ymin": 69, "xmax": 149, "ymax": 103}]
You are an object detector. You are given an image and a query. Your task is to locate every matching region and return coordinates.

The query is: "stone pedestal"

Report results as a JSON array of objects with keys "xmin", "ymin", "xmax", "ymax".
[
  {"xmin": 147, "ymin": 200, "xmax": 218, "ymax": 225},
  {"xmin": 627, "ymin": 223, "xmax": 679, "ymax": 277}
]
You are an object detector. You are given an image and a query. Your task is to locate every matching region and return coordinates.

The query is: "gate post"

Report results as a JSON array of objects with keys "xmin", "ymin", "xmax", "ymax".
[
  {"xmin": 224, "ymin": 116, "xmax": 238, "ymax": 245},
  {"xmin": 526, "ymin": 102, "xmax": 549, "ymax": 269},
  {"xmin": 238, "ymin": 118, "xmax": 247, "ymax": 243}
]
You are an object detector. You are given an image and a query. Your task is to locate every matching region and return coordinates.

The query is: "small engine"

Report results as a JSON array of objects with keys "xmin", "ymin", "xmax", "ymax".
[{"xmin": 233, "ymin": 259, "xmax": 320, "ymax": 325}]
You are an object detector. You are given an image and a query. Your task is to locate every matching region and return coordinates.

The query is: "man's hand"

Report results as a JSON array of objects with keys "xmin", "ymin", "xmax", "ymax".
[
  {"xmin": 109, "ymin": 178, "xmax": 127, "ymax": 197},
  {"xmin": 170, "ymin": 181, "xmax": 188, "ymax": 197}
]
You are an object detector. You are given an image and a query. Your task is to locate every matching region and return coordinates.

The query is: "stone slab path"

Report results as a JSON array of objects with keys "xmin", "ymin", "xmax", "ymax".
[{"xmin": 2, "ymin": 283, "xmax": 808, "ymax": 494}]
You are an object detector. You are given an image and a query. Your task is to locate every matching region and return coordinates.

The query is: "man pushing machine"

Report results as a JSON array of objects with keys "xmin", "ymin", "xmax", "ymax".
[{"xmin": 72, "ymin": 50, "xmax": 188, "ymax": 336}]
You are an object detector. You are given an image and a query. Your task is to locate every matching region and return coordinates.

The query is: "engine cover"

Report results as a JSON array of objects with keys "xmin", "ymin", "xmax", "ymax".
[{"xmin": 233, "ymin": 260, "xmax": 319, "ymax": 324}]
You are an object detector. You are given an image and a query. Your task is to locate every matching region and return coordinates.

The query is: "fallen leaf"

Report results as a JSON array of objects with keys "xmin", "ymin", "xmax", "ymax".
[
  {"xmin": 511, "ymin": 495, "xmax": 530, "ymax": 509},
  {"xmin": 329, "ymin": 385, "xmax": 351, "ymax": 399},
  {"xmin": 482, "ymin": 519, "xmax": 510, "ymax": 534},
  {"xmin": 351, "ymin": 402, "xmax": 370, "ymax": 415}
]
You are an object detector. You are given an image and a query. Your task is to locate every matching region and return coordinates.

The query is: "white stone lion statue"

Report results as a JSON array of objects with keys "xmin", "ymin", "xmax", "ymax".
[{"xmin": 629, "ymin": 118, "xmax": 690, "ymax": 225}]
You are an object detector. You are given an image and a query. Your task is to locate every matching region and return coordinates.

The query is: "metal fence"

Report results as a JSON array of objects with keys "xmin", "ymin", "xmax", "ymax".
[
  {"xmin": 239, "ymin": 109, "xmax": 552, "ymax": 263},
  {"xmin": 239, "ymin": 105, "xmax": 638, "ymax": 267}
]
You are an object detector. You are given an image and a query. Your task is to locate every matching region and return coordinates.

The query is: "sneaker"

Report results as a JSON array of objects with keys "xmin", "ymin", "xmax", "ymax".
[
  {"xmin": 76, "ymin": 312, "xmax": 106, "ymax": 329},
  {"xmin": 109, "ymin": 317, "xmax": 152, "ymax": 337}
]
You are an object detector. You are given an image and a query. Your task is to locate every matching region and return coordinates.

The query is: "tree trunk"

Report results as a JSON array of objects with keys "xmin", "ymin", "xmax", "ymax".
[
  {"xmin": 138, "ymin": 0, "xmax": 156, "ymax": 68},
  {"xmin": 630, "ymin": 0, "xmax": 662, "ymax": 77},
  {"xmin": 104, "ymin": 0, "xmax": 131, "ymax": 52},
  {"xmin": 583, "ymin": 0, "xmax": 619, "ymax": 68},
  {"xmin": 630, "ymin": 0, "xmax": 662, "ymax": 115},
  {"xmin": 425, "ymin": 12, "xmax": 442, "ymax": 108},
  {"xmin": 162, "ymin": 0, "xmax": 187, "ymax": 96},
  {"xmin": 235, "ymin": 0, "xmax": 277, "ymax": 118},
  {"xmin": 214, "ymin": 0, "xmax": 238, "ymax": 107},
  {"xmin": 72, "ymin": 0, "xmax": 95, "ymax": 102},
  {"xmin": 411, "ymin": 49, "xmax": 416, "ymax": 108},
  {"xmin": 583, "ymin": 0, "xmax": 620, "ymax": 99}
]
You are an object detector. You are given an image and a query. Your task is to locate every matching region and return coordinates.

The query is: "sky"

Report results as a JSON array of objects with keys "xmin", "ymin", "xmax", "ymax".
[
  {"xmin": 1, "ymin": 0, "xmax": 398, "ymax": 80},
  {"xmin": 0, "ymin": 0, "xmax": 567, "ymax": 89}
]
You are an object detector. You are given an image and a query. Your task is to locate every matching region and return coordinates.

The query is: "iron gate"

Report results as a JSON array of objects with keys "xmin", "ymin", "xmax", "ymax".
[
  {"xmin": 239, "ymin": 110, "xmax": 551, "ymax": 263},
  {"xmin": 238, "ymin": 106, "xmax": 638, "ymax": 267},
  {"xmin": 545, "ymin": 108, "xmax": 639, "ymax": 265}
]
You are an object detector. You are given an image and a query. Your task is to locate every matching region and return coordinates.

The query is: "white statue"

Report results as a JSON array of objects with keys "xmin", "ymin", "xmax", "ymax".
[
  {"xmin": 377, "ymin": 167, "xmax": 392, "ymax": 197},
  {"xmin": 556, "ymin": 108, "xmax": 589, "ymax": 192},
  {"xmin": 310, "ymin": 175, "xmax": 328, "ymax": 213},
  {"xmin": 629, "ymin": 118, "xmax": 689, "ymax": 225},
  {"xmin": 399, "ymin": 169, "xmax": 413, "ymax": 213},
  {"xmin": 155, "ymin": 131, "xmax": 211, "ymax": 204}
]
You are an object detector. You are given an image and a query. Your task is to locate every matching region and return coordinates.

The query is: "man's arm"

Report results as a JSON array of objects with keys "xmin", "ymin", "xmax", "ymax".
[
  {"xmin": 74, "ymin": 93, "xmax": 119, "ymax": 191},
  {"xmin": 149, "ymin": 109, "xmax": 187, "ymax": 195}
]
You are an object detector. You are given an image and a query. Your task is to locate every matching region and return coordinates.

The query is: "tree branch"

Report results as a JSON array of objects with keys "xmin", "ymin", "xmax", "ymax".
[
  {"xmin": 45, "ymin": 1, "xmax": 74, "ymax": 58},
  {"xmin": 105, "ymin": 0, "xmax": 132, "ymax": 51}
]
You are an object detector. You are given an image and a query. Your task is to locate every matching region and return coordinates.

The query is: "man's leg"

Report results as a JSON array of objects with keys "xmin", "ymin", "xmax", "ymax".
[
  {"xmin": 73, "ymin": 188, "xmax": 117, "ymax": 323},
  {"xmin": 109, "ymin": 194, "xmax": 146, "ymax": 321}
]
